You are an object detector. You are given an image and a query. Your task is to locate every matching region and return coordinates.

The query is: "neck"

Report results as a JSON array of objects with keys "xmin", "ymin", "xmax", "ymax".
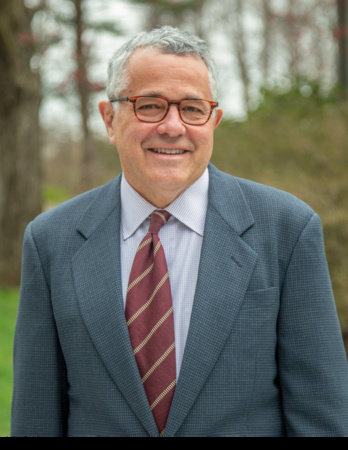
[{"xmin": 134, "ymin": 186, "xmax": 182, "ymax": 209}]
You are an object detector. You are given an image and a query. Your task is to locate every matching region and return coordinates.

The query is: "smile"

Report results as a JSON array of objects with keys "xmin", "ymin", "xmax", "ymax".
[{"xmin": 149, "ymin": 148, "xmax": 186, "ymax": 155}]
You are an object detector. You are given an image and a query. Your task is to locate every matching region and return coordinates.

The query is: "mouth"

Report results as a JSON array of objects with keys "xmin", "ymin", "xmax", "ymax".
[{"xmin": 148, "ymin": 148, "xmax": 187, "ymax": 155}]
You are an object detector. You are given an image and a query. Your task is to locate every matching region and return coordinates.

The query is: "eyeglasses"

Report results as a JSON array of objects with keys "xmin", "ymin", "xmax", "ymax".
[{"xmin": 109, "ymin": 95, "xmax": 219, "ymax": 126}]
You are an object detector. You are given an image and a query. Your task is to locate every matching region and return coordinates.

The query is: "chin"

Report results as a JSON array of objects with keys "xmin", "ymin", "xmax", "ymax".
[{"xmin": 153, "ymin": 175, "xmax": 188, "ymax": 190}]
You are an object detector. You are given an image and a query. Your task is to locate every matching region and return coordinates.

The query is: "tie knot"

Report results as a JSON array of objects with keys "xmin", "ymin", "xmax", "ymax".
[{"xmin": 148, "ymin": 210, "xmax": 171, "ymax": 235}]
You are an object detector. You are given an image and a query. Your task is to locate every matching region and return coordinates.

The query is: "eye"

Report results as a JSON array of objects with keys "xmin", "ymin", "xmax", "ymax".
[
  {"xmin": 135, "ymin": 98, "xmax": 165, "ymax": 113},
  {"xmin": 138, "ymin": 102, "xmax": 162, "ymax": 111},
  {"xmin": 181, "ymin": 101, "xmax": 208, "ymax": 116},
  {"xmin": 183, "ymin": 105, "xmax": 203, "ymax": 113}
]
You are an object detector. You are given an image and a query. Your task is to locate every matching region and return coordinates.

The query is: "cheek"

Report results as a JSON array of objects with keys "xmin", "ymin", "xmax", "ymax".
[
  {"xmin": 113, "ymin": 124, "xmax": 136, "ymax": 155},
  {"xmin": 193, "ymin": 130, "xmax": 214, "ymax": 157},
  {"xmin": 115, "ymin": 125, "xmax": 155, "ymax": 169},
  {"xmin": 124, "ymin": 123, "xmax": 156, "ymax": 149}
]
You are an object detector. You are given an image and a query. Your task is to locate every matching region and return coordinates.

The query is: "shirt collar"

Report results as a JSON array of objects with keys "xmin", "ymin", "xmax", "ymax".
[{"xmin": 121, "ymin": 168, "xmax": 209, "ymax": 240}]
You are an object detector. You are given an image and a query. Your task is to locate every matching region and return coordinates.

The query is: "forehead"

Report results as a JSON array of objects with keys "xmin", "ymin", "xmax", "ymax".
[{"xmin": 123, "ymin": 47, "xmax": 213, "ymax": 99}]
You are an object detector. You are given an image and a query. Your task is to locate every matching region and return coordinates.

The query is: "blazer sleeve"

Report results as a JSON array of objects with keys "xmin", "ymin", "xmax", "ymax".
[
  {"xmin": 277, "ymin": 212, "xmax": 348, "ymax": 436},
  {"xmin": 11, "ymin": 222, "xmax": 68, "ymax": 437}
]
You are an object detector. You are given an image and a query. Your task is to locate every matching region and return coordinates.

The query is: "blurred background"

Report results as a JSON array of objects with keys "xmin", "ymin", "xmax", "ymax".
[{"xmin": 0, "ymin": 0, "xmax": 347, "ymax": 436}]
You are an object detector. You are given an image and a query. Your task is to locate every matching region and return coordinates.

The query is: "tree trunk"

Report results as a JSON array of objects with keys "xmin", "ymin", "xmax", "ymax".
[
  {"xmin": 337, "ymin": 0, "xmax": 348, "ymax": 94},
  {"xmin": 285, "ymin": 0, "xmax": 300, "ymax": 84},
  {"xmin": 0, "ymin": 0, "xmax": 42, "ymax": 286},
  {"xmin": 73, "ymin": 0, "xmax": 94, "ymax": 191},
  {"xmin": 230, "ymin": 0, "xmax": 251, "ymax": 112},
  {"xmin": 261, "ymin": 0, "xmax": 272, "ymax": 88}
]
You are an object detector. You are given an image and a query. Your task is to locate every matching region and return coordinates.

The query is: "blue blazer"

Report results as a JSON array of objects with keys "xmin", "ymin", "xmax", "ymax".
[{"xmin": 11, "ymin": 164, "xmax": 348, "ymax": 437}]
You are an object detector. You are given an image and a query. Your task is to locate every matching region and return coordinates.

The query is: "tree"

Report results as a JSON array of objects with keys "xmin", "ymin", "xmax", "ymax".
[
  {"xmin": 227, "ymin": 0, "xmax": 252, "ymax": 111},
  {"xmin": 337, "ymin": 0, "xmax": 348, "ymax": 94},
  {"xmin": 40, "ymin": 0, "xmax": 122, "ymax": 190},
  {"xmin": 73, "ymin": 0, "xmax": 96, "ymax": 189},
  {"xmin": 131, "ymin": 0, "xmax": 209, "ymax": 37},
  {"xmin": 213, "ymin": 0, "xmax": 338, "ymax": 114},
  {"xmin": 0, "ymin": 0, "xmax": 42, "ymax": 286},
  {"xmin": 261, "ymin": 0, "xmax": 272, "ymax": 88}
]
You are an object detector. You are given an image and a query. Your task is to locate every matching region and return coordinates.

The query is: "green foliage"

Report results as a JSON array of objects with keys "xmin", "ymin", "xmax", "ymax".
[
  {"xmin": 0, "ymin": 287, "xmax": 19, "ymax": 436},
  {"xmin": 43, "ymin": 185, "xmax": 73, "ymax": 205},
  {"xmin": 212, "ymin": 82, "xmax": 348, "ymax": 334},
  {"xmin": 254, "ymin": 79, "xmax": 343, "ymax": 116}
]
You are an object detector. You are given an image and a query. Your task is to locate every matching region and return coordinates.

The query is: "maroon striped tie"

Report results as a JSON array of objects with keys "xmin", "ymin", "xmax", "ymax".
[{"xmin": 125, "ymin": 210, "xmax": 176, "ymax": 436}]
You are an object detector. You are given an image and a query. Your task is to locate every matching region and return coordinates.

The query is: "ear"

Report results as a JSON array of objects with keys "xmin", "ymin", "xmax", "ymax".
[
  {"xmin": 98, "ymin": 101, "xmax": 116, "ymax": 143},
  {"xmin": 213, "ymin": 108, "xmax": 223, "ymax": 129}
]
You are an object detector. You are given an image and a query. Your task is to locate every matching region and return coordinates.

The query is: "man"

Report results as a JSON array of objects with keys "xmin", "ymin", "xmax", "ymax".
[{"xmin": 12, "ymin": 26, "xmax": 348, "ymax": 437}]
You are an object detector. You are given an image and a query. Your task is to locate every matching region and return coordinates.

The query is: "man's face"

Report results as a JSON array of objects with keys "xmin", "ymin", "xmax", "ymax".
[{"xmin": 99, "ymin": 48, "xmax": 223, "ymax": 207}]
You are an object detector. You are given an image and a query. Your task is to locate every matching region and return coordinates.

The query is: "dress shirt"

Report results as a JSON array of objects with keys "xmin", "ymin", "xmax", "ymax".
[{"xmin": 120, "ymin": 169, "xmax": 209, "ymax": 377}]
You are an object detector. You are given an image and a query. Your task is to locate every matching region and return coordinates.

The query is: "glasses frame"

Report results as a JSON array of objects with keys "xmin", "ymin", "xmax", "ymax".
[{"xmin": 109, "ymin": 95, "xmax": 219, "ymax": 126}]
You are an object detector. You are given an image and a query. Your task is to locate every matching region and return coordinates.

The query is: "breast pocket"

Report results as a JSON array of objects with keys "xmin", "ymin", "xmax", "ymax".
[
  {"xmin": 232, "ymin": 286, "xmax": 279, "ymax": 364},
  {"xmin": 241, "ymin": 286, "xmax": 279, "ymax": 311}
]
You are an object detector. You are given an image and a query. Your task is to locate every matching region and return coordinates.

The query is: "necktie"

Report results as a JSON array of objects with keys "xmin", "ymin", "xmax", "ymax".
[{"xmin": 125, "ymin": 210, "xmax": 176, "ymax": 436}]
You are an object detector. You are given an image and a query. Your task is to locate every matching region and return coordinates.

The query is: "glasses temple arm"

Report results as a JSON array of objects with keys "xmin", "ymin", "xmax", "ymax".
[{"xmin": 109, "ymin": 97, "xmax": 130, "ymax": 103}]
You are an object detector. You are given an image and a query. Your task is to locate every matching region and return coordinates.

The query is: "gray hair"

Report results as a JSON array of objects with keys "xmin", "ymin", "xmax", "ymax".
[{"xmin": 106, "ymin": 26, "xmax": 218, "ymax": 100}]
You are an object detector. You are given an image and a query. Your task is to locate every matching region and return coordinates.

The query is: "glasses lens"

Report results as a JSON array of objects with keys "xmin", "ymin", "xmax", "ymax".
[
  {"xmin": 180, "ymin": 100, "xmax": 211, "ymax": 124},
  {"xmin": 134, "ymin": 97, "xmax": 167, "ymax": 121}
]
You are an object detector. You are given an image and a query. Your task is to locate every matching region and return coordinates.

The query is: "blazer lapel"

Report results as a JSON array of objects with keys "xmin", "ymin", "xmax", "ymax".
[
  {"xmin": 165, "ymin": 165, "xmax": 257, "ymax": 436},
  {"xmin": 71, "ymin": 176, "xmax": 158, "ymax": 436}
]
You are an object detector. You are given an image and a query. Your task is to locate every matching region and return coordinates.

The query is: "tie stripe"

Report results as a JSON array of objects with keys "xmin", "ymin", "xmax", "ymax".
[
  {"xmin": 126, "ymin": 272, "xmax": 169, "ymax": 326},
  {"xmin": 127, "ymin": 262, "xmax": 154, "ymax": 293},
  {"xmin": 127, "ymin": 240, "xmax": 163, "ymax": 294},
  {"xmin": 152, "ymin": 210, "xmax": 168, "ymax": 223},
  {"xmin": 141, "ymin": 343, "xmax": 175, "ymax": 383},
  {"xmin": 133, "ymin": 307, "xmax": 173, "ymax": 355},
  {"xmin": 125, "ymin": 210, "xmax": 176, "ymax": 436},
  {"xmin": 136, "ymin": 236, "xmax": 152, "ymax": 253},
  {"xmin": 153, "ymin": 240, "xmax": 162, "ymax": 256},
  {"xmin": 150, "ymin": 379, "xmax": 176, "ymax": 411}
]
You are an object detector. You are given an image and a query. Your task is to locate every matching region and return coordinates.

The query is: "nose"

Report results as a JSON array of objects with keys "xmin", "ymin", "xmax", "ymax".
[{"xmin": 156, "ymin": 104, "xmax": 186, "ymax": 137}]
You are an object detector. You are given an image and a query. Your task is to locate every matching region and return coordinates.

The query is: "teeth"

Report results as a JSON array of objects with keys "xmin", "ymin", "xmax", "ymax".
[{"xmin": 151, "ymin": 148, "xmax": 185, "ymax": 155}]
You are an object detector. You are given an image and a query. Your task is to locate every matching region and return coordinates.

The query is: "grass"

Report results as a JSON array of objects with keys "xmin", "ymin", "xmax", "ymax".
[
  {"xmin": 0, "ymin": 287, "xmax": 19, "ymax": 437},
  {"xmin": 43, "ymin": 185, "xmax": 72, "ymax": 205}
]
